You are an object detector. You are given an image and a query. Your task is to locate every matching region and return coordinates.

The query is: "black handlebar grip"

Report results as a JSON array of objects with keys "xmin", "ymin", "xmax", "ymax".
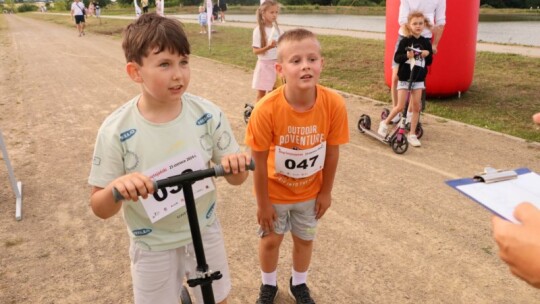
[
  {"xmin": 111, "ymin": 181, "xmax": 158, "ymax": 202},
  {"xmin": 112, "ymin": 159, "xmax": 255, "ymax": 202},
  {"xmin": 214, "ymin": 158, "xmax": 256, "ymax": 177}
]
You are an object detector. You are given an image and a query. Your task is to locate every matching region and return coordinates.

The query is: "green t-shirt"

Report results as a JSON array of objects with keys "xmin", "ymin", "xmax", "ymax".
[{"xmin": 89, "ymin": 93, "xmax": 240, "ymax": 251}]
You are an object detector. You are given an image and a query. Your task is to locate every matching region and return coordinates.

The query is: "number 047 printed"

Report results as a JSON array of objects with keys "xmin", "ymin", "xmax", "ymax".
[{"xmin": 275, "ymin": 142, "xmax": 326, "ymax": 179}]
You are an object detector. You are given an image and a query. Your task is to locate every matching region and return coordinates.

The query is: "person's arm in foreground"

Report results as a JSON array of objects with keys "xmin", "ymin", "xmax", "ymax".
[
  {"xmin": 315, "ymin": 144, "xmax": 340, "ymax": 220},
  {"xmin": 251, "ymin": 149, "xmax": 275, "ymax": 233},
  {"xmin": 492, "ymin": 203, "xmax": 540, "ymax": 288}
]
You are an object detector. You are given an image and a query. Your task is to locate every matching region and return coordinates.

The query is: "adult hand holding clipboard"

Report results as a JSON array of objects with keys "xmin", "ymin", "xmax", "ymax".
[
  {"xmin": 492, "ymin": 203, "xmax": 540, "ymax": 288},
  {"xmin": 491, "ymin": 112, "xmax": 540, "ymax": 289}
]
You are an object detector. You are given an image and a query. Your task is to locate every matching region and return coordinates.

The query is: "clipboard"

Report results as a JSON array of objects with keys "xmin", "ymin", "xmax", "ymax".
[{"xmin": 445, "ymin": 167, "xmax": 540, "ymax": 223}]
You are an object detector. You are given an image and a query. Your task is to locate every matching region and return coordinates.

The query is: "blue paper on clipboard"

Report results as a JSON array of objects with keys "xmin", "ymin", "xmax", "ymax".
[{"xmin": 445, "ymin": 168, "xmax": 540, "ymax": 223}]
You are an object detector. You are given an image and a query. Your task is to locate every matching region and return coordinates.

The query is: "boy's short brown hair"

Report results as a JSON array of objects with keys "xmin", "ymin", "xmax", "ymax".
[
  {"xmin": 122, "ymin": 13, "xmax": 190, "ymax": 65},
  {"xmin": 276, "ymin": 28, "xmax": 320, "ymax": 62}
]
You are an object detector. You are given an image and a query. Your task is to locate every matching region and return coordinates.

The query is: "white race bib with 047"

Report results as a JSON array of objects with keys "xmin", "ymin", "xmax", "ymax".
[
  {"xmin": 275, "ymin": 142, "xmax": 326, "ymax": 179},
  {"xmin": 141, "ymin": 150, "xmax": 214, "ymax": 223}
]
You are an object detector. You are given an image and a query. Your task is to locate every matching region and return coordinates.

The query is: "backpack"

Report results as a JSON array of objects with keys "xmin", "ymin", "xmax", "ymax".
[{"xmin": 78, "ymin": 2, "xmax": 86, "ymax": 15}]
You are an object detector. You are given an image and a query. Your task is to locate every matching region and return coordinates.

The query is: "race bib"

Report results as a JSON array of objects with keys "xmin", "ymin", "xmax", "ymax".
[
  {"xmin": 141, "ymin": 150, "xmax": 214, "ymax": 223},
  {"xmin": 275, "ymin": 142, "xmax": 326, "ymax": 179}
]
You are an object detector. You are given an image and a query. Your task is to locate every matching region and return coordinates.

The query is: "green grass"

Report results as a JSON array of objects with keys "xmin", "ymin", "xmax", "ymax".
[{"xmin": 18, "ymin": 12, "xmax": 540, "ymax": 142}]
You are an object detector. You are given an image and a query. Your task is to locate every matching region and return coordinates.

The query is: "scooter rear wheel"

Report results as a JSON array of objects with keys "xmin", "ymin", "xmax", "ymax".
[
  {"xmin": 390, "ymin": 134, "xmax": 408, "ymax": 154},
  {"xmin": 405, "ymin": 122, "xmax": 424, "ymax": 139},
  {"xmin": 358, "ymin": 114, "xmax": 371, "ymax": 131},
  {"xmin": 415, "ymin": 124, "xmax": 424, "ymax": 139}
]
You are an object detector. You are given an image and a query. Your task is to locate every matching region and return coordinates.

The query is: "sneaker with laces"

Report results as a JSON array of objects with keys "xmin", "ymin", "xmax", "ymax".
[
  {"xmin": 377, "ymin": 121, "xmax": 388, "ymax": 137},
  {"xmin": 256, "ymin": 284, "xmax": 278, "ymax": 304},
  {"xmin": 288, "ymin": 278, "xmax": 315, "ymax": 304},
  {"xmin": 407, "ymin": 134, "xmax": 421, "ymax": 147}
]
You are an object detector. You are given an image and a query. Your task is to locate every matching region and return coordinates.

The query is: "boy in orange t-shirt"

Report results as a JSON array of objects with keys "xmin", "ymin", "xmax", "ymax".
[{"xmin": 245, "ymin": 28, "xmax": 349, "ymax": 304}]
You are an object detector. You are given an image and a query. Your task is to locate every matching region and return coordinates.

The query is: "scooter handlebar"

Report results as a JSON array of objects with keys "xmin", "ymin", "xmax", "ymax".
[{"xmin": 112, "ymin": 159, "xmax": 255, "ymax": 202}]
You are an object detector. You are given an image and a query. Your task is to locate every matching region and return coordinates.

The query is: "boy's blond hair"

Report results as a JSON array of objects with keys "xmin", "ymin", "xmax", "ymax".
[
  {"xmin": 122, "ymin": 13, "xmax": 190, "ymax": 65},
  {"xmin": 276, "ymin": 28, "xmax": 320, "ymax": 62}
]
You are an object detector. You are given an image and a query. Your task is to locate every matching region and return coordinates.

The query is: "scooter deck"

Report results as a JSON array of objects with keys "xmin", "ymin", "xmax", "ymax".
[{"xmin": 358, "ymin": 126, "xmax": 390, "ymax": 144}]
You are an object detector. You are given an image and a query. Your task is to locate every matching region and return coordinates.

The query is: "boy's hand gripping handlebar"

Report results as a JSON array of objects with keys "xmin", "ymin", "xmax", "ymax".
[{"xmin": 112, "ymin": 159, "xmax": 255, "ymax": 202}]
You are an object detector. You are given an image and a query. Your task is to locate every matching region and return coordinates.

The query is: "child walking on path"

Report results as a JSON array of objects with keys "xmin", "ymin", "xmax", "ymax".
[
  {"xmin": 245, "ymin": 29, "xmax": 349, "ymax": 304},
  {"xmin": 378, "ymin": 11, "xmax": 433, "ymax": 147},
  {"xmin": 198, "ymin": 5, "xmax": 208, "ymax": 34},
  {"xmin": 88, "ymin": 13, "xmax": 251, "ymax": 304},
  {"xmin": 251, "ymin": 0, "xmax": 281, "ymax": 103}
]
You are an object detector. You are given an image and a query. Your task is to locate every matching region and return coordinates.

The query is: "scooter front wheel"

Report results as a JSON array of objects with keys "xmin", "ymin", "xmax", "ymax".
[
  {"xmin": 358, "ymin": 114, "xmax": 371, "ymax": 131},
  {"xmin": 390, "ymin": 134, "xmax": 408, "ymax": 154}
]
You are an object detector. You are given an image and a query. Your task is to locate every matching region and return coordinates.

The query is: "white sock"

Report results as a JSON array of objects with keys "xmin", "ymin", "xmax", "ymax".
[
  {"xmin": 292, "ymin": 269, "xmax": 308, "ymax": 286},
  {"xmin": 261, "ymin": 270, "xmax": 277, "ymax": 286}
]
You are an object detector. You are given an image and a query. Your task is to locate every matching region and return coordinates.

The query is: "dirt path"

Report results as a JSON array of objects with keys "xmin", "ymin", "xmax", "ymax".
[{"xmin": 1, "ymin": 15, "xmax": 540, "ymax": 304}]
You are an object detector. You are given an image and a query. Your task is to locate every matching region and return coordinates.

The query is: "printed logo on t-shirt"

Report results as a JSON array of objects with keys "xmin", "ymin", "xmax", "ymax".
[
  {"xmin": 196, "ymin": 113, "xmax": 213, "ymax": 125},
  {"xmin": 132, "ymin": 228, "xmax": 152, "ymax": 236},
  {"xmin": 120, "ymin": 128, "xmax": 137, "ymax": 142}
]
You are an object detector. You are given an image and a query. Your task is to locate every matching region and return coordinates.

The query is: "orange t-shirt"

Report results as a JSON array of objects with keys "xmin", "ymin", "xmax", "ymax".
[{"xmin": 245, "ymin": 85, "xmax": 349, "ymax": 204}]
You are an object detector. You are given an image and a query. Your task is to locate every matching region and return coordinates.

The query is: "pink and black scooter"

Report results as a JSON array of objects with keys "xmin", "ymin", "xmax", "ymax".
[{"xmin": 357, "ymin": 47, "xmax": 425, "ymax": 154}]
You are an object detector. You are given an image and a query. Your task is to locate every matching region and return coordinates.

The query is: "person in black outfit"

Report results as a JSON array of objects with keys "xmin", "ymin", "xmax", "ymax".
[
  {"xmin": 218, "ymin": 0, "xmax": 227, "ymax": 22},
  {"xmin": 378, "ymin": 11, "xmax": 433, "ymax": 147},
  {"xmin": 212, "ymin": 2, "xmax": 220, "ymax": 22}
]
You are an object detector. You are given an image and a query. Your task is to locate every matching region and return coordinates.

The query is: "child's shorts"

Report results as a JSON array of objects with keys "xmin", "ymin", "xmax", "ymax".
[
  {"xmin": 397, "ymin": 80, "xmax": 425, "ymax": 90},
  {"xmin": 252, "ymin": 59, "xmax": 277, "ymax": 92},
  {"xmin": 129, "ymin": 219, "xmax": 231, "ymax": 304},
  {"xmin": 258, "ymin": 199, "xmax": 318, "ymax": 241}
]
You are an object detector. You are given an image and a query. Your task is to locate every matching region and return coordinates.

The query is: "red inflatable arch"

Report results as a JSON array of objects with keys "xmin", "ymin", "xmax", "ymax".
[{"xmin": 384, "ymin": 0, "xmax": 480, "ymax": 97}]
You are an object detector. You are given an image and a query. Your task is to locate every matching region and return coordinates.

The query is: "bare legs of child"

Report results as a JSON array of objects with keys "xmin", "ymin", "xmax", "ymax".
[{"xmin": 378, "ymin": 88, "xmax": 422, "ymax": 147}]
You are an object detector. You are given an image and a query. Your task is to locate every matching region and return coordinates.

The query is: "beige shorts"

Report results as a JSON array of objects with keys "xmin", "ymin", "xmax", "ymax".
[{"xmin": 129, "ymin": 219, "xmax": 231, "ymax": 304}]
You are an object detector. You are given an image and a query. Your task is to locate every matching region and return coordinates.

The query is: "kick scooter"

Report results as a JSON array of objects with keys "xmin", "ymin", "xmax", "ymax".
[
  {"xmin": 113, "ymin": 160, "xmax": 255, "ymax": 304},
  {"xmin": 357, "ymin": 47, "xmax": 424, "ymax": 154}
]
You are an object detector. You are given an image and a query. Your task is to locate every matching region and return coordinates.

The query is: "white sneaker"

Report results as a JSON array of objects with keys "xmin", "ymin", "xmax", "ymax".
[
  {"xmin": 377, "ymin": 122, "xmax": 388, "ymax": 137},
  {"xmin": 407, "ymin": 134, "xmax": 421, "ymax": 147},
  {"xmin": 391, "ymin": 113, "xmax": 401, "ymax": 124}
]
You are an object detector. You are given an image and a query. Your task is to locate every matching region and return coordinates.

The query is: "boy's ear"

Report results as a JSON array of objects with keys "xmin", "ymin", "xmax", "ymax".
[
  {"xmin": 275, "ymin": 62, "xmax": 283, "ymax": 78},
  {"xmin": 126, "ymin": 62, "xmax": 143, "ymax": 83}
]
